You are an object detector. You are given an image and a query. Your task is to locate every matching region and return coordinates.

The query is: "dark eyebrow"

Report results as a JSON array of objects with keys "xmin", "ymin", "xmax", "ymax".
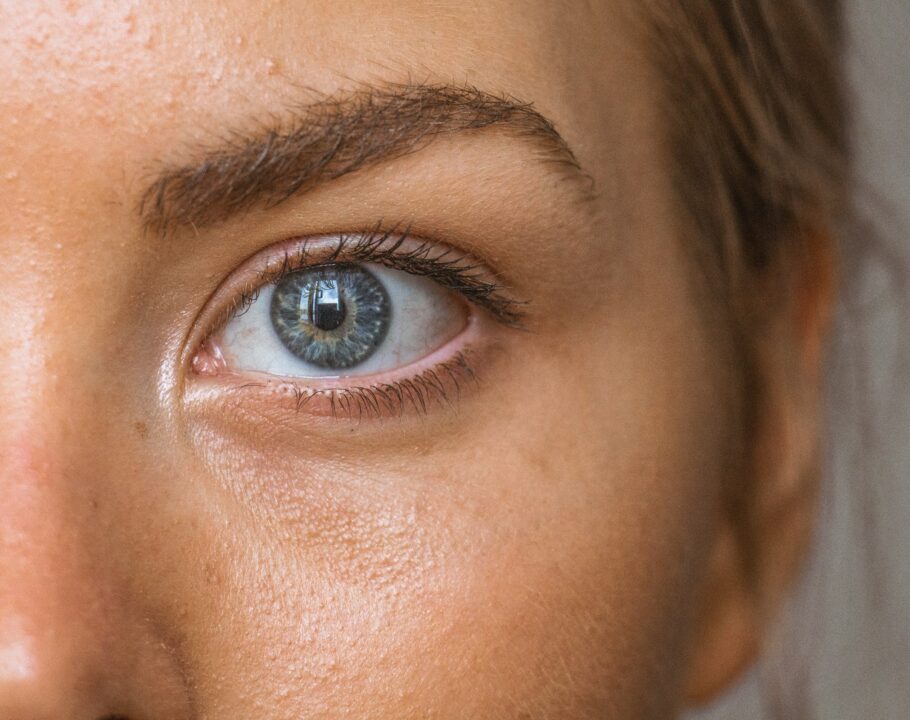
[{"xmin": 139, "ymin": 83, "xmax": 590, "ymax": 234}]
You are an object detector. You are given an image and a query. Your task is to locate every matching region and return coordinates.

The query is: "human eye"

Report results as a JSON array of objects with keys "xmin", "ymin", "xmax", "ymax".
[{"xmin": 187, "ymin": 227, "xmax": 525, "ymax": 419}]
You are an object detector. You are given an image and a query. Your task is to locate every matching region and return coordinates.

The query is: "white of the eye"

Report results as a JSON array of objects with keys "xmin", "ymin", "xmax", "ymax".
[{"xmin": 219, "ymin": 264, "xmax": 465, "ymax": 378}]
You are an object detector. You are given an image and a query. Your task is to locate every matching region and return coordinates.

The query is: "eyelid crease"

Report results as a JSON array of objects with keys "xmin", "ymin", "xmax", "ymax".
[{"xmin": 233, "ymin": 222, "xmax": 528, "ymax": 330}]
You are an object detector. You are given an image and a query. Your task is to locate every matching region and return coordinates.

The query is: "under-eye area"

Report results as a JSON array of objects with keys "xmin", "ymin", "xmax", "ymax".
[{"xmin": 185, "ymin": 227, "xmax": 525, "ymax": 420}]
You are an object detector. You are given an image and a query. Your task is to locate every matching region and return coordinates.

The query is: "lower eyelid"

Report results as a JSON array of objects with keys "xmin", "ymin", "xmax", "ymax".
[
  {"xmin": 185, "ymin": 352, "xmax": 483, "ymax": 422},
  {"xmin": 185, "ymin": 312, "xmax": 492, "ymax": 421}
]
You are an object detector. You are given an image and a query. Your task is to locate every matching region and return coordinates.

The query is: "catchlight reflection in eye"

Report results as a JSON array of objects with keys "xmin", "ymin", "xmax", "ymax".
[{"xmin": 218, "ymin": 263, "xmax": 467, "ymax": 378}]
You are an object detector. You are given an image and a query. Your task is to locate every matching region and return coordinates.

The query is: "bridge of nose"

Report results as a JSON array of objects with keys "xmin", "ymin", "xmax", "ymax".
[
  {"xmin": 0, "ymin": 88, "xmax": 197, "ymax": 720},
  {"xmin": 0, "ymin": 7, "xmax": 240, "ymax": 718}
]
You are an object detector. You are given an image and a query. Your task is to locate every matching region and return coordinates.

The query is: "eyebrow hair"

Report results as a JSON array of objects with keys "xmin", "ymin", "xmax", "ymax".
[{"xmin": 139, "ymin": 83, "xmax": 590, "ymax": 234}]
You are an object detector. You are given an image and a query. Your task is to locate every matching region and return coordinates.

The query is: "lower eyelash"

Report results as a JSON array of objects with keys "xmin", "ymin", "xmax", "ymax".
[{"xmin": 228, "ymin": 351, "xmax": 478, "ymax": 421}]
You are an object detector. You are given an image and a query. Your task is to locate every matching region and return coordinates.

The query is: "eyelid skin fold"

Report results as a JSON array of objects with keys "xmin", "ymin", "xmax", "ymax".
[{"xmin": 182, "ymin": 226, "xmax": 523, "ymax": 421}]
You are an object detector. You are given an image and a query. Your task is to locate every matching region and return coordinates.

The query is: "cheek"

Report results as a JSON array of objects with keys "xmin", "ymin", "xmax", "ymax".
[{"xmin": 144, "ymin": 306, "xmax": 738, "ymax": 720}]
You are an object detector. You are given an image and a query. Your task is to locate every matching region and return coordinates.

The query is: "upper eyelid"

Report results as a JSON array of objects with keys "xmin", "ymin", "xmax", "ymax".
[
  {"xmin": 233, "ymin": 227, "xmax": 527, "ymax": 330},
  {"xmin": 183, "ymin": 227, "xmax": 528, "ymax": 373}
]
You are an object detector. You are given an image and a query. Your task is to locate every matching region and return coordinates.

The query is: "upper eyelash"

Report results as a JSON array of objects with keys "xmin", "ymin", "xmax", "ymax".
[{"xmin": 230, "ymin": 223, "xmax": 528, "ymax": 329}]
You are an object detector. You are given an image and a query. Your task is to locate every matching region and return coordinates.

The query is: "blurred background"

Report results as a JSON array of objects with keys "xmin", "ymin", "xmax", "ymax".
[{"xmin": 693, "ymin": 0, "xmax": 910, "ymax": 717}]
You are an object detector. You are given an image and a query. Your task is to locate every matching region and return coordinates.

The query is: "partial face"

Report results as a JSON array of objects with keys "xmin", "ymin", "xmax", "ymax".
[{"xmin": 0, "ymin": 2, "xmax": 744, "ymax": 718}]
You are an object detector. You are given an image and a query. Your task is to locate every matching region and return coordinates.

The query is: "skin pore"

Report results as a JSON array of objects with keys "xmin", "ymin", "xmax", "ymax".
[{"xmin": 0, "ymin": 1, "xmax": 832, "ymax": 718}]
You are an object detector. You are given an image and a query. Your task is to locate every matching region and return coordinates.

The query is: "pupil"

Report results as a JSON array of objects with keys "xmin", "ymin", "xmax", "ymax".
[{"xmin": 308, "ymin": 280, "xmax": 346, "ymax": 331}]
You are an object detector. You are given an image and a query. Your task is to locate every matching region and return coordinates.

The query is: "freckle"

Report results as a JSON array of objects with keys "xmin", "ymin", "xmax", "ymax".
[
  {"xmin": 123, "ymin": 10, "xmax": 137, "ymax": 34},
  {"xmin": 134, "ymin": 421, "xmax": 149, "ymax": 440},
  {"xmin": 204, "ymin": 560, "xmax": 221, "ymax": 586}
]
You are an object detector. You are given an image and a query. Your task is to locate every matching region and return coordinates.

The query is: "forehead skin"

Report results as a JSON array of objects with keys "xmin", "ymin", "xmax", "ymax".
[
  {"xmin": 2, "ymin": 0, "xmax": 615, "ymax": 215},
  {"xmin": 0, "ymin": 2, "xmax": 739, "ymax": 719}
]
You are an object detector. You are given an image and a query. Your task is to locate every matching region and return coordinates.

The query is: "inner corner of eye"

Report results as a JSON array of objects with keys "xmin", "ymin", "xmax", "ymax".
[
  {"xmin": 191, "ymin": 336, "xmax": 228, "ymax": 376},
  {"xmin": 207, "ymin": 261, "xmax": 469, "ymax": 380}
]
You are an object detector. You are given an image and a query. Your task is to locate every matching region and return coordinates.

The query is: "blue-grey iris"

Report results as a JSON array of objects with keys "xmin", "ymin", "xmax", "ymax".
[{"xmin": 270, "ymin": 264, "xmax": 390, "ymax": 369}]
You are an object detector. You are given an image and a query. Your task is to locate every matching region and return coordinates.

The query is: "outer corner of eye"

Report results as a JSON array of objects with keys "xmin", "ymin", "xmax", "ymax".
[{"xmin": 199, "ymin": 262, "xmax": 470, "ymax": 382}]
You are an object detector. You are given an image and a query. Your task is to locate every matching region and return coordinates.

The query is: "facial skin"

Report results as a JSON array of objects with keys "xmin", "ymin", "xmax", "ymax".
[{"xmin": 0, "ymin": 1, "xmax": 831, "ymax": 718}]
